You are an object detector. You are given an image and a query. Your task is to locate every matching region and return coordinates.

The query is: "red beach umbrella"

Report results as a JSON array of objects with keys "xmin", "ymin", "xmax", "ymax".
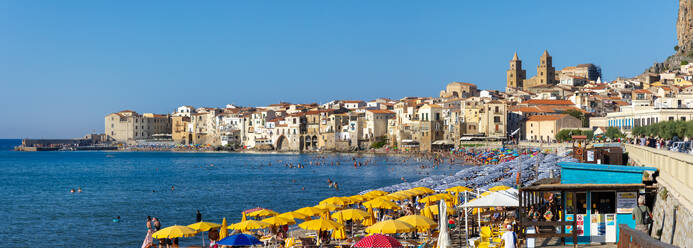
[{"xmin": 354, "ymin": 234, "xmax": 402, "ymax": 248}]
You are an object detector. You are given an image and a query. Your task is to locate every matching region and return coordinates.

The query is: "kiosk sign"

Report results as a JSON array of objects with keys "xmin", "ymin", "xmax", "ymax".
[{"xmin": 617, "ymin": 192, "xmax": 637, "ymax": 214}]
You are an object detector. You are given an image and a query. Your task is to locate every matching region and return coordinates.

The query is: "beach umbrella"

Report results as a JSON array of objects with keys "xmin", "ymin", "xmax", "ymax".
[
  {"xmin": 488, "ymin": 185, "xmax": 511, "ymax": 192},
  {"xmin": 414, "ymin": 187, "xmax": 435, "ymax": 194},
  {"xmin": 348, "ymin": 195, "xmax": 366, "ymax": 203},
  {"xmin": 294, "ymin": 206, "xmax": 327, "ymax": 217},
  {"xmin": 437, "ymin": 201, "xmax": 451, "ymax": 248},
  {"xmin": 445, "ymin": 186, "xmax": 472, "ymax": 194},
  {"xmin": 397, "ymin": 215, "xmax": 437, "ymax": 232},
  {"xmin": 363, "ymin": 199, "xmax": 401, "ymax": 210},
  {"xmin": 364, "ymin": 190, "xmax": 388, "ymax": 197},
  {"xmin": 228, "ymin": 220, "xmax": 270, "ymax": 232},
  {"xmin": 320, "ymin": 196, "xmax": 350, "ymax": 206},
  {"xmin": 315, "ymin": 203, "xmax": 340, "ymax": 211},
  {"xmin": 395, "ymin": 190, "xmax": 416, "ymax": 198},
  {"xmin": 217, "ymin": 233, "xmax": 263, "ymax": 246},
  {"xmin": 384, "ymin": 192, "xmax": 408, "ymax": 201},
  {"xmin": 405, "ymin": 188, "xmax": 427, "ymax": 196},
  {"xmin": 421, "ymin": 204, "xmax": 434, "ymax": 219},
  {"xmin": 246, "ymin": 208, "xmax": 278, "ymax": 217},
  {"xmin": 331, "ymin": 212, "xmax": 347, "ymax": 240},
  {"xmin": 419, "ymin": 193, "xmax": 453, "ymax": 205},
  {"xmin": 241, "ymin": 212, "xmax": 247, "ymax": 222},
  {"xmin": 365, "ymin": 220, "xmax": 415, "ymax": 234},
  {"xmin": 219, "ymin": 218, "xmax": 228, "ymax": 240},
  {"xmin": 298, "ymin": 218, "xmax": 343, "ymax": 231},
  {"xmin": 187, "ymin": 222, "xmax": 221, "ymax": 232},
  {"xmin": 261, "ymin": 216, "xmax": 295, "ymax": 226},
  {"xmin": 353, "ymin": 234, "xmax": 403, "ymax": 248},
  {"xmin": 331, "ymin": 209, "xmax": 370, "ymax": 221},
  {"xmin": 425, "ymin": 205, "xmax": 455, "ymax": 215},
  {"xmin": 278, "ymin": 211, "xmax": 309, "ymax": 221},
  {"xmin": 187, "ymin": 222, "xmax": 221, "ymax": 247},
  {"xmin": 362, "ymin": 207, "xmax": 376, "ymax": 226},
  {"xmin": 152, "ymin": 225, "xmax": 197, "ymax": 239}
]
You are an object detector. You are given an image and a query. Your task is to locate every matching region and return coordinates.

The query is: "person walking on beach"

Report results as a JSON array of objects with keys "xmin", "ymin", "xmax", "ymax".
[
  {"xmin": 196, "ymin": 210, "xmax": 202, "ymax": 222},
  {"xmin": 632, "ymin": 196, "xmax": 652, "ymax": 233},
  {"xmin": 501, "ymin": 224, "xmax": 516, "ymax": 248}
]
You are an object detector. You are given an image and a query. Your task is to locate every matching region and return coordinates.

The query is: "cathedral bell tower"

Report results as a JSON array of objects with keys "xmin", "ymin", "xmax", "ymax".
[{"xmin": 506, "ymin": 52, "xmax": 526, "ymax": 89}]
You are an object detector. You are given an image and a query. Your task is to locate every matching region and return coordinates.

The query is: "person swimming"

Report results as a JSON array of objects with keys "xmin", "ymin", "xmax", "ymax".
[
  {"xmin": 70, "ymin": 188, "xmax": 75, "ymax": 193},
  {"xmin": 113, "ymin": 216, "xmax": 120, "ymax": 223},
  {"xmin": 77, "ymin": 187, "xmax": 82, "ymax": 193}
]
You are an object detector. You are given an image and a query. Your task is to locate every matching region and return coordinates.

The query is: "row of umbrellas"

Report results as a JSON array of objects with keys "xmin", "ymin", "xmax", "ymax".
[{"xmin": 149, "ymin": 184, "xmax": 514, "ymax": 246}]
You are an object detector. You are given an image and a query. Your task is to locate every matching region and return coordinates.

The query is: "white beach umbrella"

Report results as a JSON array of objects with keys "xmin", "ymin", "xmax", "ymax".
[{"xmin": 437, "ymin": 200, "xmax": 450, "ymax": 248}]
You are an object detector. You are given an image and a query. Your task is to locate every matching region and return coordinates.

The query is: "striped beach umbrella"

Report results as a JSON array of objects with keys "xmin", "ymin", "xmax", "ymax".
[{"xmin": 353, "ymin": 234, "xmax": 403, "ymax": 248}]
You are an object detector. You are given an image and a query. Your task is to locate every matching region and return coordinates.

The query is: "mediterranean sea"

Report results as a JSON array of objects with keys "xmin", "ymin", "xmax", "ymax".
[{"xmin": 0, "ymin": 139, "xmax": 462, "ymax": 247}]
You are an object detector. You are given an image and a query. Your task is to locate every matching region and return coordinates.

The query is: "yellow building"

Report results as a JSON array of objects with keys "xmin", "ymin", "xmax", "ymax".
[
  {"xmin": 525, "ymin": 114, "xmax": 581, "ymax": 142},
  {"xmin": 440, "ymin": 82, "xmax": 479, "ymax": 98},
  {"xmin": 104, "ymin": 110, "xmax": 171, "ymax": 143}
]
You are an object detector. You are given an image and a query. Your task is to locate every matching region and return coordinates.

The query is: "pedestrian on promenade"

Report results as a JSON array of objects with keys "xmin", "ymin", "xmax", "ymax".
[{"xmin": 632, "ymin": 195, "xmax": 652, "ymax": 234}]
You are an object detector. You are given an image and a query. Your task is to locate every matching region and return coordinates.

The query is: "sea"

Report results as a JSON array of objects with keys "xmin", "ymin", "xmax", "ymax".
[{"xmin": 0, "ymin": 139, "xmax": 463, "ymax": 247}]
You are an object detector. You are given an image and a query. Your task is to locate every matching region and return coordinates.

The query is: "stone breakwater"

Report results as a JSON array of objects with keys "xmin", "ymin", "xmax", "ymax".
[{"xmin": 360, "ymin": 153, "xmax": 577, "ymax": 194}]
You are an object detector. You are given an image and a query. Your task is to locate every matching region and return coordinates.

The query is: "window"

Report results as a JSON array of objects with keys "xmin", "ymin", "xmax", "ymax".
[{"xmin": 494, "ymin": 116, "xmax": 501, "ymax": 123}]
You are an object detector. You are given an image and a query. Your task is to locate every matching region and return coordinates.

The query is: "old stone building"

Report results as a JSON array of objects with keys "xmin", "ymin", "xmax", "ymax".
[
  {"xmin": 440, "ymin": 82, "xmax": 479, "ymax": 98},
  {"xmin": 506, "ymin": 52, "xmax": 527, "ymax": 90},
  {"xmin": 105, "ymin": 110, "xmax": 171, "ymax": 143},
  {"xmin": 524, "ymin": 50, "xmax": 557, "ymax": 89}
]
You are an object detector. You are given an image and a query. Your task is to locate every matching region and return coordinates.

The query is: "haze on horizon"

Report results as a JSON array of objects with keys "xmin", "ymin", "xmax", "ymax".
[{"xmin": 0, "ymin": 1, "xmax": 678, "ymax": 139}]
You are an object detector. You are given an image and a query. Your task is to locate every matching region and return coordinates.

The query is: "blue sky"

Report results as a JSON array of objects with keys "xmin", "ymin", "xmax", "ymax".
[{"xmin": 0, "ymin": 1, "xmax": 679, "ymax": 138}]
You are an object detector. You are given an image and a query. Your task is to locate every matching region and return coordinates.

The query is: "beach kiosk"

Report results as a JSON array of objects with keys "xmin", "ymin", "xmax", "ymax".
[{"xmin": 519, "ymin": 162, "xmax": 657, "ymax": 245}]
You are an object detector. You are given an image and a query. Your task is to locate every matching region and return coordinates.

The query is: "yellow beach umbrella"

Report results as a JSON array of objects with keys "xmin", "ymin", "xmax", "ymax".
[
  {"xmin": 489, "ymin": 185, "xmax": 511, "ymax": 192},
  {"xmin": 425, "ymin": 205, "xmax": 455, "ymax": 215},
  {"xmin": 219, "ymin": 218, "xmax": 228, "ymax": 239},
  {"xmin": 363, "ymin": 199, "xmax": 401, "ymax": 210},
  {"xmin": 228, "ymin": 220, "xmax": 271, "ymax": 231},
  {"xmin": 298, "ymin": 218, "xmax": 343, "ymax": 231},
  {"xmin": 332, "ymin": 209, "xmax": 370, "ymax": 221},
  {"xmin": 413, "ymin": 187, "xmax": 435, "ymax": 194},
  {"xmin": 278, "ymin": 211, "xmax": 309, "ymax": 221},
  {"xmin": 396, "ymin": 190, "xmax": 416, "ymax": 198},
  {"xmin": 421, "ymin": 205, "xmax": 433, "ymax": 219},
  {"xmin": 419, "ymin": 193, "xmax": 454, "ymax": 205},
  {"xmin": 241, "ymin": 212, "xmax": 247, "ymax": 222},
  {"xmin": 364, "ymin": 190, "xmax": 388, "ymax": 197},
  {"xmin": 365, "ymin": 220, "xmax": 415, "ymax": 234},
  {"xmin": 153, "ymin": 225, "xmax": 197, "ymax": 239},
  {"xmin": 187, "ymin": 222, "xmax": 221, "ymax": 232},
  {"xmin": 315, "ymin": 203, "xmax": 340, "ymax": 211},
  {"xmin": 446, "ymin": 186, "xmax": 472, "ymax": 193},
  {"xmin": 362, "ymin": 207, "xmax": 376, "ymax": 226},
  {"xmin": 295, "ymin": 206, "xmax": 327, "ymax": 217},
  {"xmin": 348, "ymin": 195, "xmax": 366, "ymax": 203},
  {"xmin": 261, "ymin": 216, "xmax": 296, "ymax": 226},
  {"xmin": 331, "ymin": 213, "xmax": 347, "ymax": 240},
  {"xmin": 320, "ymin": 196, "xmax": 350, "ymax": 206},
  {"xmin": 397, "ymin": 215, "xmax": 438, "ymax": 232},
  {"xmin": 406, "ymin": 188, "xmax": 427, "ymax": 196},
  {"xmin": 246, "ymin": 209, "xmax": 279, "ymax": 217}
]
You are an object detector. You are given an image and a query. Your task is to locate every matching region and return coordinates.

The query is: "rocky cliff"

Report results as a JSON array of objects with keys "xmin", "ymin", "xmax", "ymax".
[
  {"xmin": 678, "ymin": 0, "xmax": 693, "ymax": 54},
  {"xmin": 643, "ymin": 0, "xmax": 693, "ymax": 74}
]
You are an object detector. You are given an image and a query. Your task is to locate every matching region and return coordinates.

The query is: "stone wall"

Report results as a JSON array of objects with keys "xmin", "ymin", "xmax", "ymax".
[{"xmin": 650, "ymin": 185, "xmax": 693, "ymax": 247}]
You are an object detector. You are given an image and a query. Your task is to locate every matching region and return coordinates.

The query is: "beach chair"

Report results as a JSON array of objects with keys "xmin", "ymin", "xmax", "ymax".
[
  {"xmin": 299, "ymin": 237, "xmax": 317, "ymax": 248},
  {"xmin": 480, "ymin": 226, "xmax": 492, "ymax": 242}
]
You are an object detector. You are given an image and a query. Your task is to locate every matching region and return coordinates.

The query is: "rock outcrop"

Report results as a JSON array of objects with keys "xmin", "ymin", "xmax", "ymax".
[
  {"xmin": 642, "ymin": 0, "xmax": 693, "ymax": 75},
  {"xmin": 678, "ymin": 0, "xmax": 693, "ymax": 54}
]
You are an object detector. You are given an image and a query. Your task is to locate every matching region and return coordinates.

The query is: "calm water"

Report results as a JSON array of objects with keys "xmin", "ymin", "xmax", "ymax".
[{"xmin": 0, "ymin": 139, "xmax": 461, "ymax": 247}]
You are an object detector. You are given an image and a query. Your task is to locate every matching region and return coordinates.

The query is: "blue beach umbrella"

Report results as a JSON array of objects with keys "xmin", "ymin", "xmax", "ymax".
[{"xmin": 218, "ymin": 233, "xmax": 263, "ymax": 246}]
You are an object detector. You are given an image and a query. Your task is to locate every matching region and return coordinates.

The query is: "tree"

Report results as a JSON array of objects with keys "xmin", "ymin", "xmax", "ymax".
[
  {"xmin": 675, "ymin": 45, "xmax": 680, "ymax": 51},
  {"xmin": 682, "ymin": 60, "xmax": 689, "ymax": 66},
  {"xmin": 605, "ymin": 127, "xmax": 624, "ymax": 140}
]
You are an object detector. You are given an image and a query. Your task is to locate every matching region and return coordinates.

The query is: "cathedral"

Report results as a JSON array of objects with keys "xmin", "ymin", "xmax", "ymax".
[{"xmin": 506, "ymin": 50, "xmax": 557, "ymax": 90}]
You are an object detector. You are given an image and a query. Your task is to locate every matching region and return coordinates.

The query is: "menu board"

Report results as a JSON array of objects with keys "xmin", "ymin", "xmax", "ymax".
[
  {"xmin": 587, "ymin": 150, "xmax": 595, "ymax": 162},
  {"xmin": 617, "ymin": 192, "xmax": 638, "ymax": 214}
]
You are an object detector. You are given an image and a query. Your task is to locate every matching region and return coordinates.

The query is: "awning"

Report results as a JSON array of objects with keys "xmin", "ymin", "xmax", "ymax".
[
  {"xmin": 432, "ymin": 140, "xmax": 454, "ymax": 145},
  {"xmin": 461, "ymin": 189, "xmax": 518, "ymax": 208}
]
